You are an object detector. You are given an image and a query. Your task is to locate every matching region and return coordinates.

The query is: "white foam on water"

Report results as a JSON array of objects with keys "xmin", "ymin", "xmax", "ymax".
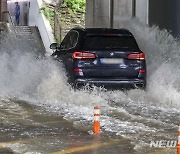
[{"xmin": 127, "ymin": 19, "xmax": 180, "ymax": 108}]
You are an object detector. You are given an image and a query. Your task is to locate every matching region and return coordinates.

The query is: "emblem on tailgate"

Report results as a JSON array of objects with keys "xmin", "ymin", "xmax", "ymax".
[{"xmin": 110, "ymin": 52, "xmax": 114, "ymax": 56}]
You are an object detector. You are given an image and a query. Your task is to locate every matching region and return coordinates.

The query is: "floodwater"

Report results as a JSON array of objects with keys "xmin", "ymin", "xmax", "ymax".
[{"xmin": 0, "ymin": 20, "xmax": 179, "ymax": 153}]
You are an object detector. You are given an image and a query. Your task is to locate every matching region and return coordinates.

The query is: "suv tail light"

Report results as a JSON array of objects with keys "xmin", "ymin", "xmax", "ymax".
[
  {"xmin": 128, "ymin": 52, "xmax": 145, "ymax": 60},
  {"xmin": 73, "ymin": 52, "xmax": 96, "ymax": 59},
  {"xmin": 139, "ymin": 69, "xmax": 146, "ymax": 73},
  {"xmin": 73, "ymin": 68, "xmax": 82, "ymax": 72}
]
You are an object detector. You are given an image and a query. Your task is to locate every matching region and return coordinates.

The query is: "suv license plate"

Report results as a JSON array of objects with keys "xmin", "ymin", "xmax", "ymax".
[{"xmin": 100, "ymin": 58, "xmax": 123, "ymax": 64}]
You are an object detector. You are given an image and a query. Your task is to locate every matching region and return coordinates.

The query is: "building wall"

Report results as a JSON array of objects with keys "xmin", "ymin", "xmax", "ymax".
[
  {"xmin": 28, "ymin": 0, "xmax": 41, "ymax": 26},
  {"xmin": 176, "ymin": 0, "xmax": 180, "ymax": 37},
  {"xmin": 85, "ymin": 0, "xmax": 94, "ymax": 28},
  {"xmin": 29, "ymin": 0, "xmax": 55, "ymax": 55},
  {"xmin": 135, "ymin": 0, "xmax": 180, "ymax": 37},
  {"xmin": 93, "ymin": 0, "xmax": 111, "ymax": 28},
  {"xmin": 136, "ymin": 0, "xmax": 149, "ymax": 24},
  {"xmin": 149, "ymin": 0, "xmax": 179, "ymax": 37},
  {"xmin": 2, "ymin": 0, "xmax": 180, "ymax": 37},
  {"xmin": 0, "ymin": 0, "xmax": 7, "ymax": 21},
  {"xmin": 113, "ymin": 0, "xmax": 133, "ymax": 28},
  {"xmin": 86, "ymin": 0, "xmax": 111, "ymax": 28},
  {"xmin": 85, "ymin": 0, "xmax": 133, "ymax": 28},
  {"xmin": 0, "ymin": 1, "xmax": 1, "ymax": 21},
  {"xmin": 149, "ymin": 0, "xmax": 169, "ymax": 30}
]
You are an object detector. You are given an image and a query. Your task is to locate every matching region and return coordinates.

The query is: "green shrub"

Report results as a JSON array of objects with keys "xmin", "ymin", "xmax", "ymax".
[
  {"xmin": 40, "ymin": 6, "xmax": 54, "ymax": 20},
  {"xmin": 40, "ymin": 6, "xmax": 54, "ymax": 29},
  {"xmin": 62, "ymin": 0, "xmax": 86, "ymax": 13}
]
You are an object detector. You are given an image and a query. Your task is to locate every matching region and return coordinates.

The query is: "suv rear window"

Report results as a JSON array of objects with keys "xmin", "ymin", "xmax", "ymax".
[{"xmin": 81, "ymin": 35, "xmax": 139, "ymax": 50}]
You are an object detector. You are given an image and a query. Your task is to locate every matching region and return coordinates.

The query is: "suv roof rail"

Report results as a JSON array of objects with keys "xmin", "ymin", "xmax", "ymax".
[{"xmin": 119, "ymin": 28, "xmax": 130, "ymax": 31}]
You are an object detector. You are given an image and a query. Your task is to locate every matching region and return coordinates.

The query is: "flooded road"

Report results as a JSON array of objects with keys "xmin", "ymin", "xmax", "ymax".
[{"xmin": 0, "ymin": 20, "xmax": 179, "ymax": 153}]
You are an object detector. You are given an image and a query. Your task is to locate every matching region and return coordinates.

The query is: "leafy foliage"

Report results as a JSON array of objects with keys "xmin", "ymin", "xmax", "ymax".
[
  {"xmin": 40, "ymin": 6, "xmax": 54, "ymax": 20},
  {"xmin": 62, "ymin": 0, "xmax": 86, "ymax": 13},
  {"xmin": 40, "ymin": 6, "xmax": 54, "ymax": 29}
]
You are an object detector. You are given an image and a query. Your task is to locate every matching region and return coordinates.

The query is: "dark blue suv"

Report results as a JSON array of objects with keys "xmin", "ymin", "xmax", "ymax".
[{"xmin": 50, "ymin": 28, "xmax": 146, "ymax": 89}]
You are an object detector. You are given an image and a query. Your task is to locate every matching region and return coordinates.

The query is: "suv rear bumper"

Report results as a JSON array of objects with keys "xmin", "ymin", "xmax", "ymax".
[{"xmin": 75, "ymin": 78, "xmax": 146, "ymax": 89}]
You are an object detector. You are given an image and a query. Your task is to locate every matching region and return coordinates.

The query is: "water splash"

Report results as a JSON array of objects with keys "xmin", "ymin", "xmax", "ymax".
[
  {"xmin": 0, "ymin": 19, "xmax": 179, "ymax": 151},
  {"xmin": 126, "ymin": 19, "xmax": 180, "ymax": 107}
]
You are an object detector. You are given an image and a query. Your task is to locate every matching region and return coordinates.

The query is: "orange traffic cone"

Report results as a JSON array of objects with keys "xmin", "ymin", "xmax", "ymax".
[
  {"xmin": 93, "ymin": 106, "xmax": 100, "ymax": 134},
  {"xmin": 177, "ymin": 123, "xmax": 180, "ymax": 154}
]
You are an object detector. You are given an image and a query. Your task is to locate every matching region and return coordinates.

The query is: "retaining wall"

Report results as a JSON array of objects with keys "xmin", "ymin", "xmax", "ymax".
[{"xmin": 29, "ymin": 0, "xmax": 54, "ymax": 55}]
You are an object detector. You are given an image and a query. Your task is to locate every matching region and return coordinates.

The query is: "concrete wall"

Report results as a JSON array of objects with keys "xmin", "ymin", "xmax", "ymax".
[
  {"xmin": 149, "ymin": 0, "xmax": 169, "ymax": 28},
  {"xmin": 86, "ymin": 0, "xmax": 111, "ymax": 28},
  {"xmin": 176, "ymin": 0, "xmax": 180, "ymax": 37},
  {"xmin": 28, "ymin": 0, "xmax": 40, "ymax": 26},
  {"xmin": 113, "ymin": 0, "xmax": 133, "ymax": 28},
  {"xmin": 135, "ymin": 0, "xmax": 180, "ymax": 37},
  {"xmin": 93, "ymin": 0, "xmax": 110, "ymax": 28},
  {"xmin": 149, "ymin": 0, "xmax": 178, "ymax": 36},
  {"xmin": 85, "ymin": 0, "xmax": 94, "ymax": 28},
  {"xmin": 0, "ymin": 0, "xmax": 7, "ymax": 21},
  {"xmin": 29, "ymin": 0, "xmax": 54, "ymax": 55},
  {"xmin": 136, "ymin": 0, "xmax": 149, "ymax": 24},
  {"xmin": 86, "ymin": 0, "xmax": 134, "ymax": 28}
]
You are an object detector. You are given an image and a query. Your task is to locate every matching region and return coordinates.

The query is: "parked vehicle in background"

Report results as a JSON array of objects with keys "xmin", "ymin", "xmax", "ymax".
[{"xmin": 50, "ymin": 28, "xmax": 146, "ymax": 89}]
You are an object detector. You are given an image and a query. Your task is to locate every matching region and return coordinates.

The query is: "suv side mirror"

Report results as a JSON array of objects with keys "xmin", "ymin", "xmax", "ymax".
[{"xmin": 50, "ymin": 43, "xmax": 58, "ymax": 49}]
